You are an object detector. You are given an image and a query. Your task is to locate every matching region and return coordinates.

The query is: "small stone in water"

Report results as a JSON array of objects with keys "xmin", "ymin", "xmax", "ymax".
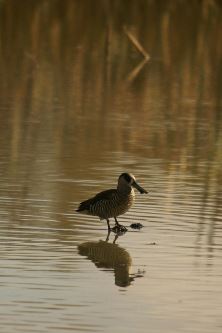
[{"xmin": 130, "ymin": 223, "xmax": 143, "ymax": 229}]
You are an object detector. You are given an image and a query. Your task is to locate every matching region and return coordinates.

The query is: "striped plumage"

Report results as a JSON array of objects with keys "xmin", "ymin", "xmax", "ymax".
[
  {"xmin": 76, "ymin": 173, "xmax": 148, "ymax": 232},
  {"xmin": 78, "ymin": 189, "xmax": 135, "ymax": 219}
]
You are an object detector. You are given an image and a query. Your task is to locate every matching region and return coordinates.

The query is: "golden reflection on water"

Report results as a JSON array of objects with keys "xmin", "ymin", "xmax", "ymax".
[
  {"xmin": 0, "ymin": 1, "xmax": 221, "ymax": 205},
  {"xmin": 0, "ymin": 1, "xmax": 222, "ymax": 333},
  {"xmin": 0, "ymin": 0, "xmax": 222, "ymax": 172}
]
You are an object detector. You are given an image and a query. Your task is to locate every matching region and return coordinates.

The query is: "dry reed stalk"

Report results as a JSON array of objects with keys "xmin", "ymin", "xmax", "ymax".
[{"xmin": 124, "ymin": 26, "xmax": 150, "ymax": 60}]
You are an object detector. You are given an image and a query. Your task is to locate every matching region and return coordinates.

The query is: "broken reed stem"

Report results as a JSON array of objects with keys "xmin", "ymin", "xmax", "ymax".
[{"xmin": 124, "ymin": 26, "xmax": 150, "ymax": 60}]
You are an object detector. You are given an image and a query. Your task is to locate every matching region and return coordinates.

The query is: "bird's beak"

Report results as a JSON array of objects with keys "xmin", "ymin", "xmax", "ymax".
[{"xmin": 132, "ymin": 181, "xmax": 148, "ymax": 194}]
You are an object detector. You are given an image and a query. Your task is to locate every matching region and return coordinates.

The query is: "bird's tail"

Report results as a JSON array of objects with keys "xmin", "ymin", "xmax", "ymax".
[{"xmin": 76, "ymin": 199, "xmax": 91, "ymax": 213}]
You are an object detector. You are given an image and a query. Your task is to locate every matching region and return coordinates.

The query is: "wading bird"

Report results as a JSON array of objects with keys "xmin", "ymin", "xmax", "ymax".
[{"xmin": 76, "ymin": 173, "xmax": 148, "ymax": 232}]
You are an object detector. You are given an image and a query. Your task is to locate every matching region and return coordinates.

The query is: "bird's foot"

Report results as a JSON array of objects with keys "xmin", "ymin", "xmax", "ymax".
[{"xmin": 112, "ymin": 224, "xmax": 128, "ymax": 234}]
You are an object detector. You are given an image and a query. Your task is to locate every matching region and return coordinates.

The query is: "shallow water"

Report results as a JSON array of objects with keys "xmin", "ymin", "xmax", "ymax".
[{"xmin": 0, "ymin": 1, "xmax": 222, "ymax": 332}]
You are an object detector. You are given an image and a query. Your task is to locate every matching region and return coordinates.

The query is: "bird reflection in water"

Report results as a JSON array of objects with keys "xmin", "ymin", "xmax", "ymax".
[{"xmin": 78, "ymin": 231, "xmax": 145, "ymax": 287}]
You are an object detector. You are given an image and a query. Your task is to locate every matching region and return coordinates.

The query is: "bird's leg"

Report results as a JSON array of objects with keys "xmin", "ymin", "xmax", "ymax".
[
  {"xmin": 106, "ymin": 219, "xmax": 111, "ymax": 231},
  {"xmin": 105, "ymin": 229, "xmax": 111, "ymax": 242},
  {"xmin": 114, "ymin": 217, "xmax": 127, "ymax": 232},
  {"xmin": 114, "ymin": 217, "xmax": 120, "ymax": 227}
]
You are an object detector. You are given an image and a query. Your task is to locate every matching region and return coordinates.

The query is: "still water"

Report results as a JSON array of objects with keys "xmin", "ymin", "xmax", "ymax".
[{"xmin": 0, "ymin": 1, "xmax": 222, "ymax": 332}]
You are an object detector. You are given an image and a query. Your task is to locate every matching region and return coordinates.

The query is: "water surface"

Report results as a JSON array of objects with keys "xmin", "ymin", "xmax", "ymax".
[{"xmin": 0, "ymin": 1, "xmax": 222, "ymax": 332}]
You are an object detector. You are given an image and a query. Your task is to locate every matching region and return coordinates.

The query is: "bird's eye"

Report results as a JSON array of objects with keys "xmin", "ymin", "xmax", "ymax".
[{"xmin": 124, "ymin": 173, "xmax": 131, "ymax": 183}]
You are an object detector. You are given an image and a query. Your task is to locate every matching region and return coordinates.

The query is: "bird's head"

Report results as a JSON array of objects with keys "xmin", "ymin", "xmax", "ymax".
[{"xmin": 118, "ymin": 173, "xmax": 148, "ymax": 194}]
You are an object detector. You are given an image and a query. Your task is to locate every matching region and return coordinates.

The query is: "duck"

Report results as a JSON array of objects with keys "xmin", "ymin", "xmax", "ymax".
[{"xmin": 76, "ymin": 173, "xmax": 148, "ymax": 232}]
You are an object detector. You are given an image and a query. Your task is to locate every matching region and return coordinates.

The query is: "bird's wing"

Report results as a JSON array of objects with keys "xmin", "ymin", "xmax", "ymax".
[
  {"xmin": 93, "ymin": 189, "xmax": 116, "ymax": 201},
  {"xmin": 76, "ymin": 189, "xmax": 116, "ymax": 212}
]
